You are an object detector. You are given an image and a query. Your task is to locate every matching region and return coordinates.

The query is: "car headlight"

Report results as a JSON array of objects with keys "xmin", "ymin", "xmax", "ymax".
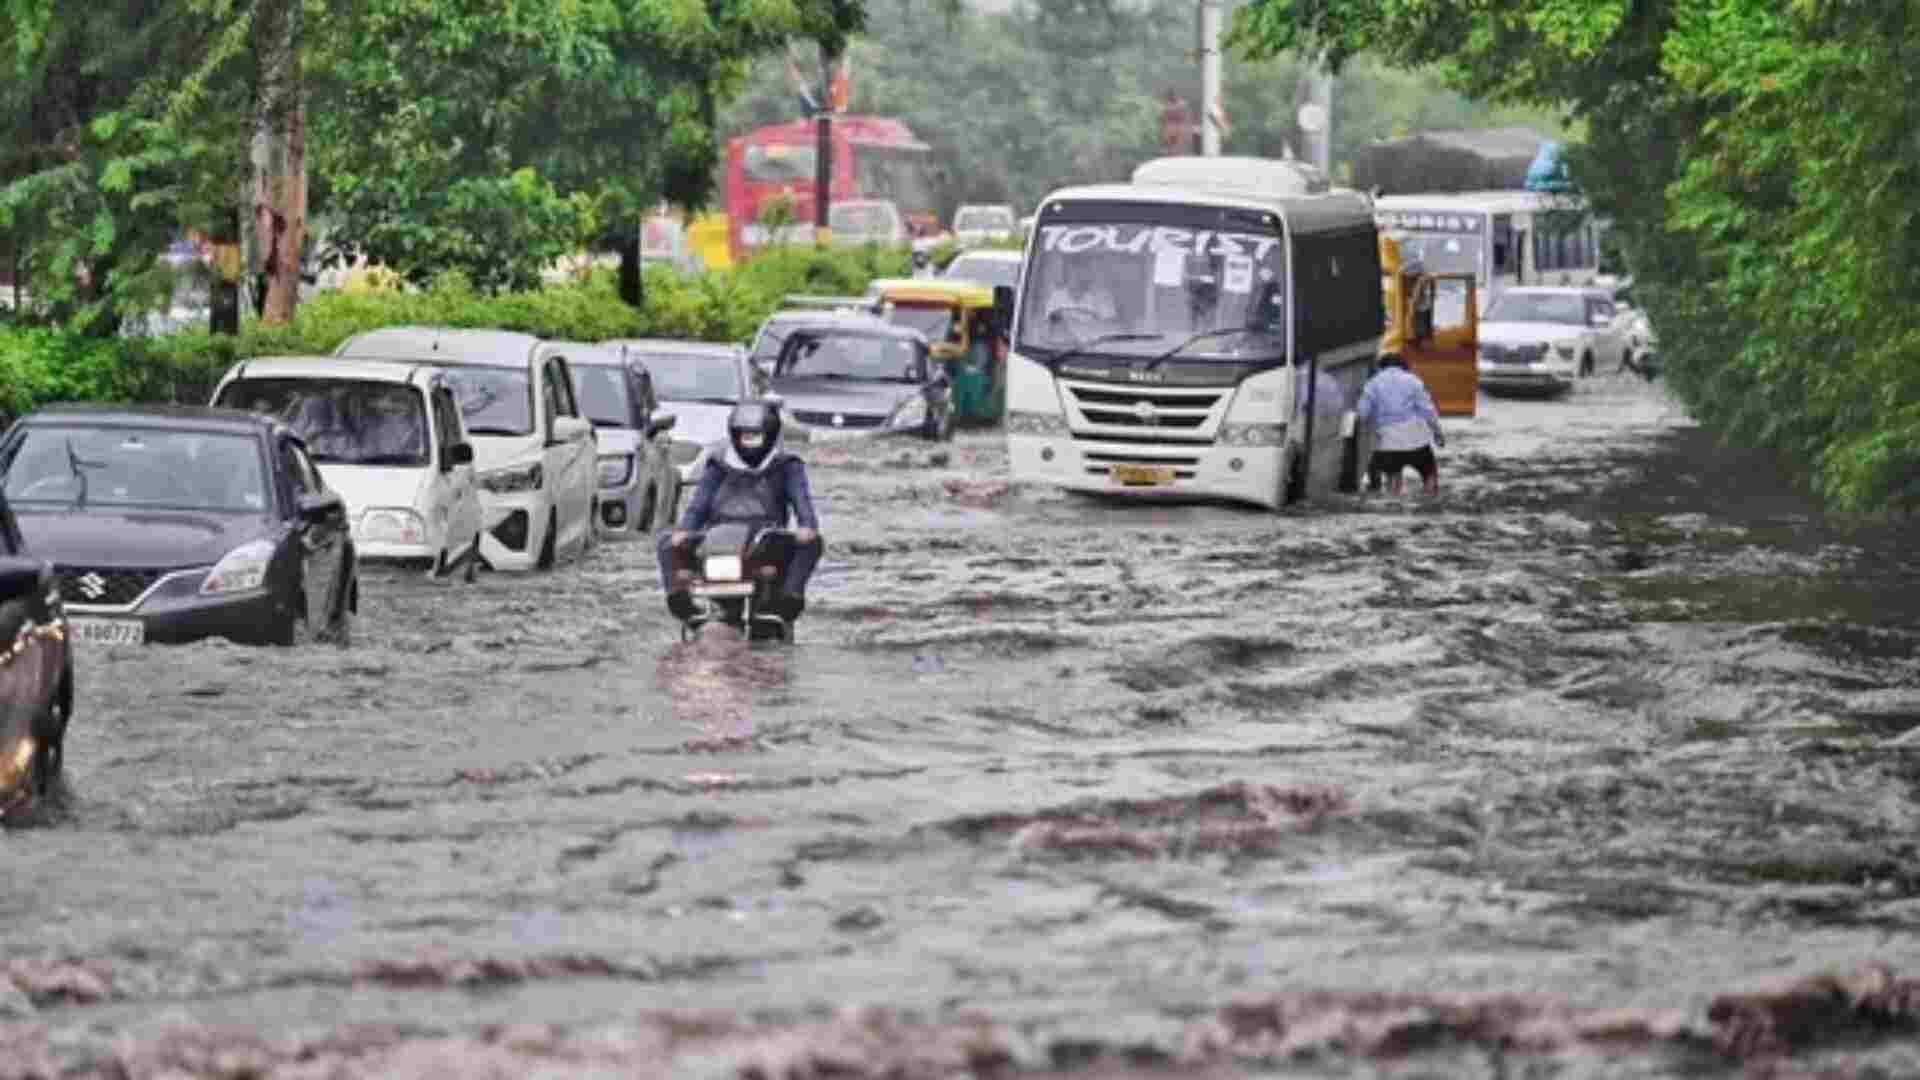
[
  {"xmin": 201, "ymin": 538, "xmax": 274, "ymax": 595},
  {"xmin": 597, "ymin": 454, "xmax": 634, "ymax": 487},
  {"xmin": 704, "ymin": 554, "xmax": 743, "ymax": 582},
  {"xmin": 1219, "ymin": 422, "xmax": 1287, "ymax": 447},
  {"xmin": 892, "ymin": 395, "xmax": 929, "ymax": 429},
  {"xmin": 358, "ymin": 508, "xmax": 426, "ymax": 545},
  {"xmin": 1006, "ymin": 409, "xmax": 1068, "ymax": 436},
  {"xmin": 669, "ymin": 440, "xmax": 704, "ymax": 466},
  {"xmin": 1552, "ymin": 340, "xmax": 1578, "ymax": 360},
  {"xmin": 479, "ymin": 461, "xmax": 544, "ymax": 494}
]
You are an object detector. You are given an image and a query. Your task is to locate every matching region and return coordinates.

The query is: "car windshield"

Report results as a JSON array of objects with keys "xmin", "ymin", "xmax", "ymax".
[
  {"xmin": 437, "ymin": 367, "xmax": 533, "ymax": 436},
  {"xmin": 1487, "ymin": 292, "xmax": 1588, "ymax": 326},
  {"xmin": 217, "ymin": 377, "xmax": 429, "ymax": 466},
  {"xmin": 889, "ymin": 304, "xmax": 953, "ymax": 343},
  {"xmin": 569, "ymin": 365, "xmax": 630, "ymax": 428},
  {"xmin": 636, "ymin": 352, "xmax": 745, "ymax": 402},
  {"xmin": 1392, "ymin": 232, "xmax": 1482, "ymax": 277},
  {"xmin": 830, "ymin": 203, "xmax": 898, "ymax": 237},
  {"xmin": 777, "ymin": 333, "xmax": 923, "ymax": 382},
  {"xmin": 1, "ymin": 425, "xmax": 268, "ymax": 513},
  {"xmin": 955, "ymin": 207, "xmax": 1015, "ymax": 232},
  {"xmin": 944, "ymin": 254, "xmax": 1020, "ymax": 288},
  {"xmin": 1017, "ymin": 221, "xmax": 1287, "ymax": 359}
]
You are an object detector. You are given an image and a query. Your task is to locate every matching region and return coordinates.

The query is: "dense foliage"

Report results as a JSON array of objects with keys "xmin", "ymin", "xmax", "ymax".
[
  {"xmin": 1233, "ymin": 0, "xmax": 1920, "ymax": 513},
  {"xmin": 0, "ymin": 0, "xmax": 867, "ymax": 328}
]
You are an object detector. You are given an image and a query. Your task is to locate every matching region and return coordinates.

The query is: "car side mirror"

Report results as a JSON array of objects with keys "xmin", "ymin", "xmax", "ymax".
[
  {"xmin": 297, "ymin": 491, "xmax": 345, "ymax": 525},
  {"xmin": 646, "ymin": 411, "xmax": 678, "ymax": 438},
  {"xmin": 0, "ymin": 556, "xmax": 51, "ymax": 605},
  {"xmin": 445, "ymin": 442, "xmax": 474, "ymax": 469},
  {"xmin": 550, "ymin": 416, "xmax": 591, "ymax": 445}
]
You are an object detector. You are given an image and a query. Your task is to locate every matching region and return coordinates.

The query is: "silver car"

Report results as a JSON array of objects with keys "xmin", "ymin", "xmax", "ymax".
[
  {"xmin": 563, "ymin": 343, "xmax": 681, "ymax": 538},
  {"xmin": 599, "ymin": 339, "xmax": 773, "ymax": 523}
]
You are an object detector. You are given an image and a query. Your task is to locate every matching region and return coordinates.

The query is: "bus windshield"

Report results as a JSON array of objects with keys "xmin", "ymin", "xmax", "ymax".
[{"xmin": 1017, "ymin": 222, "xmax": 1287, "ymax": 360}]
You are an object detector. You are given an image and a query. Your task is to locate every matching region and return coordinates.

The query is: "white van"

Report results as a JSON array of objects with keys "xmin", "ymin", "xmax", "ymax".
[
  {"xmin": 211, "ymin": 356, "xmax": 484, "ymax": 576},
  {"xmin": 333, "ymin": 328, "xmax": 599, "ymax": 572}
]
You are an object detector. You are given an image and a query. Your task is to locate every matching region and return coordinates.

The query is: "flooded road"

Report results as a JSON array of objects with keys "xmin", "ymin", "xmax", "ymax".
[{"xmin": 6, "ymin": 373, "xmax": 1920, "ymax": 1077}]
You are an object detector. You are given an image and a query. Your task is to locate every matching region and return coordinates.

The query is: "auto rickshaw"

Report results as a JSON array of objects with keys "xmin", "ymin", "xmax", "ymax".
[
  {"xmin": 859, "ymin": 278, "xmax": 1013, "ymax": 425},
  {"xmin": 1379, "ymin": 232, "xmax": 1478, "ymax": 417}
]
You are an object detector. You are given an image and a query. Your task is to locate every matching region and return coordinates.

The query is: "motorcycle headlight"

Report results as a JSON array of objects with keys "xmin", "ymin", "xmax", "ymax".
[
  {"xmin": 892, "ymin": 395, "xmax": 929, "ymax": 429},
  {"xmin": 597, "ymin": 454, "xmax": 634, "ymax": 487},
  {"xmin": 1005, "ymin": 409, "xmax": 1068, "ymax": 436},
  {"xmin": 201, "ymin": 538, "xmax": 275, "ymax": 595},
  {"xmin": 704, "ymin": 554, "xmax": 743, "ymax": 582},
  {"xmin": 1219, "ymin": 422, "xmax": 1287, "ymax": 447},
  {"xmin": 479, "ymin": 461, "xmax": 544, "ymax": 494},
  {"xmin": 669, "ymin": 439, "xmax": 704, "ymax": 466},
  {"xmin": 357, "ymin": 508, "xmax": 426, "ymax": 545}
]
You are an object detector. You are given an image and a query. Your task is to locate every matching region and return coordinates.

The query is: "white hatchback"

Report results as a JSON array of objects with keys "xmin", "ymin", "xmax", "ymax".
[
  {"xmin": 211, "ymin": 356, "xmax": 484, "ymax": 576},
  {"xmin": 334, "ymin": 328, "xmax": 598, "ymax": 571}
]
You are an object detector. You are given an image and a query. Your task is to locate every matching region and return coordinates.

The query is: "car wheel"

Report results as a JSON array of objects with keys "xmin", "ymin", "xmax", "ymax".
[
  {"xmin": 537, "ymin": 510, "xmax": 558, "ymax": 570},
  {"xmin": 317, "ymin": 576, "xmax": 354, "ymax": 648}
]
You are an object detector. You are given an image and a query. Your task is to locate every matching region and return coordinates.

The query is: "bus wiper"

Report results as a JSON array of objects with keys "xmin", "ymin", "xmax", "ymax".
[
  {"xmin": 1141, "ymin": 327, "xmax": 1256, "ymax": 371},
  {"xmin": 1043, "ymin": 332, "xmax": 1164, "ymax": 372}
]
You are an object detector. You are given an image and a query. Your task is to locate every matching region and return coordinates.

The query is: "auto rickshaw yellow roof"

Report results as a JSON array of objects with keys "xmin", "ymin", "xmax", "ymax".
[{"xmin": 864, "ymin": 278, "xmax": 997, "ymax": 307}]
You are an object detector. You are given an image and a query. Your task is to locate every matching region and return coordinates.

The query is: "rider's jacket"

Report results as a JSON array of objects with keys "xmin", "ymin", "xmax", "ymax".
[{"xmin": 677, "ymin": 436, "xmax": 819, "ymax": 532}]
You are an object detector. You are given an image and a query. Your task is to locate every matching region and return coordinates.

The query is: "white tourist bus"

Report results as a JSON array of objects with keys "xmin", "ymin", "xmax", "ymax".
[
  {"xmin": 1371, "ymin": 190, "xmax": 1609, "ymax": 311},
  {"xmin": 1004, "ymin": 157, "xmax": 1383, "ymax": 510}
]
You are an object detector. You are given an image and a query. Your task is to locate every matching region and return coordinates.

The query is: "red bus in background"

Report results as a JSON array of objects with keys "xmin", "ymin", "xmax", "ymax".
[{"xmin": 724, "ymin": 115, "xmax": 940, "ymax": 261}]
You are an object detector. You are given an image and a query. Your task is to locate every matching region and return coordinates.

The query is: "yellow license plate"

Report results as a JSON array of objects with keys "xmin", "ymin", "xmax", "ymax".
[{"xmin": 1110, "ymin": 463, "xmax": 1175, "ymax": 486}]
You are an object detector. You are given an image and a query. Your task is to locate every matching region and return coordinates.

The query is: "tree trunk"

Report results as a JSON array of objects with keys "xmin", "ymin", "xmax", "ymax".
[
  {"xmin": 617, "ymin": 232, "xmax": 643, "ymax": 309},
  {"xmin": 254, "ymin": 0, "xmax": 306, "ymax": 325}
]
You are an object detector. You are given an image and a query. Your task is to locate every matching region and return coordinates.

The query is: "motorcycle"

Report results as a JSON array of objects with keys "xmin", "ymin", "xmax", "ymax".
[{"xmin": 672, "ymin": 522, "xmax": 799, "ymax": 643}]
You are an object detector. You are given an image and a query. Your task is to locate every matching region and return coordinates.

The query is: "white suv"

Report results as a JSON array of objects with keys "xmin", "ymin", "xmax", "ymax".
[
  {"xmin": 1478, "ymin": 286, "xmax": 1630, "ymax": 395},
  {"xmin": 211, "ymin": 356, "xmax": 484, "ymax": 577},
  {"xmin": 334, "ymin": 328, "xmax": 598, "ymax": 571}
]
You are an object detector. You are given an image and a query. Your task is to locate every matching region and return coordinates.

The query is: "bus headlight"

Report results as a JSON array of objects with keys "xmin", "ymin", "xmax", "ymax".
[
  {"xmin": 1006, "ymin": 410, "xmax": 1068, "ymax": 436},
  {"xmin": 1219, "ymin": 423, "xmax": 1287, "ymax": 447}
]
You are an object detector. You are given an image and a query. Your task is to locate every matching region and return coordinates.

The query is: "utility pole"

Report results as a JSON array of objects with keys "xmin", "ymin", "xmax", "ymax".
[
  {"xmin": 814, "ymin": 43, "xmax": 834, "ymax": 246},
  {"xmin": 1198, "ymin": 0, "xmax": 1223, "ymax": 157}
]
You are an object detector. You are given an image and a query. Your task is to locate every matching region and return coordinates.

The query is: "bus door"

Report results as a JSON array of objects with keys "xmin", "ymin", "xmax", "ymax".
[{"xmin": 1406, "ymin": 273, "xmax": 1478, "ymax": 417}]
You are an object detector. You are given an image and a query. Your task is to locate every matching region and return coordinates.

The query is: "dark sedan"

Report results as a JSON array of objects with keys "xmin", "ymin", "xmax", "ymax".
[
  {"xmin": 0, "ymin": 493, "xmax": 71, "ymax": 818},
  {"xmin": 0, "ymin": 405, "xmax": 358, "ymax": 647},
  {"xmin": 760, "ymin": 316, "xmax": 952, "ymax": 440}
]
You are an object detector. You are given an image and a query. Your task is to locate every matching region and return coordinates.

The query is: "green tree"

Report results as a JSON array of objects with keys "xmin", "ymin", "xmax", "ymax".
[{"xmin": 1231, "ymin": 0, "xmax": 1920, "ymax": 512}]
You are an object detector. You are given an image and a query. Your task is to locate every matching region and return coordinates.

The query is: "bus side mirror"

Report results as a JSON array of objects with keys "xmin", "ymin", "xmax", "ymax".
[{"xmin": 992, "ymin": 285, "xmax": 1015, "ymax": 334}]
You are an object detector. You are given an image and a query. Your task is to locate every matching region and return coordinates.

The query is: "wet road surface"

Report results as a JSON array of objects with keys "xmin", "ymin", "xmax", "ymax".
[{"xmin": 6, "ymin": 373, "xmax": 1920, "ymax": 1077}]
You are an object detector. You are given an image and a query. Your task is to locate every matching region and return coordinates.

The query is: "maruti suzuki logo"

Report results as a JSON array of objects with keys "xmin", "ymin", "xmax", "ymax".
[{"xmin": 76, "ymin": 572, "xmax": 107, "ymax": 600}]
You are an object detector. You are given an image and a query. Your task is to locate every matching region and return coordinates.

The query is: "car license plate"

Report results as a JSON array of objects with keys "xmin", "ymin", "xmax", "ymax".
[
  {"xmin": 1111, "ymin": 463, "xmax": 1175, "ymax": 486},
  {"xmin": 67, "ymin": 617, "xmax": 144, "ymax": 646}
]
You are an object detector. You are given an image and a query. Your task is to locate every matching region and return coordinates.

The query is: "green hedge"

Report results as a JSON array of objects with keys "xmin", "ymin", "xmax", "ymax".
[{"xmin": 0, "ymin": 243, "xmax": 912, "ymax": 422}]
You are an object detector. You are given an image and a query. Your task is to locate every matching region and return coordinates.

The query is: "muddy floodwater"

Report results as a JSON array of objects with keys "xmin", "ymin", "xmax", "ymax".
[{"xmin": 6, "ymin": 374, "xmax": 1920, "ymax": 1077}]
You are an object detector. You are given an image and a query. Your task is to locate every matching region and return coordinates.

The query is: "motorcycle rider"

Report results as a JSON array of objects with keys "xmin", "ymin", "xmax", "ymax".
[{"xmin": 657, "ymin": 400, "xmax": 823, "ymax": 623}]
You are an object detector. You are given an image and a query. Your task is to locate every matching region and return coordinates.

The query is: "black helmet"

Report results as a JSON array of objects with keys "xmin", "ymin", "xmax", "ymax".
[{"xmin": 727, "ymin": 400, "xmax": 782, "ymax": 468}]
